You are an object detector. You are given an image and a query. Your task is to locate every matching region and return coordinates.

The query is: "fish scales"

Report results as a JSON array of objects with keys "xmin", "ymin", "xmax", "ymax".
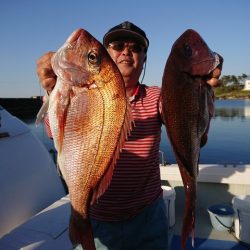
[
  {"xmin": 46, "ymin": 28, "xmax": 132, "ymax": 249},
  {"xmin": 161, "ymin": 29, "xmax": 223, "ymax": 250}
]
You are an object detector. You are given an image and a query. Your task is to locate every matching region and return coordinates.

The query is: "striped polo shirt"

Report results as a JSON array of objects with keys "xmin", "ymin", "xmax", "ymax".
[
  {"xmin": 44, "ymin": 84, "xmax": 163, "ymax": 221},
  {"xmin": 90, "ymin": 84, "xmax": 163, "ymax": 221}
]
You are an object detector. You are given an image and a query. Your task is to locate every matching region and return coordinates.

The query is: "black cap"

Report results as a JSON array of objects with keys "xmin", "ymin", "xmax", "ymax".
[{"xmin": 103, "ymin": 21, "xmax": 149, "ymax": 51}]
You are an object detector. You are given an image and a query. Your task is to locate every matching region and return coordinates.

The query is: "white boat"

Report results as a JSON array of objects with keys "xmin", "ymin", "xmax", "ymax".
[
  {"xmin": 0, "ymin": 107, "xmax": 250, "ymax": 249},
  {"xmin": 0, "ymin": 106, "xmax": 68, "ymax": 249}
]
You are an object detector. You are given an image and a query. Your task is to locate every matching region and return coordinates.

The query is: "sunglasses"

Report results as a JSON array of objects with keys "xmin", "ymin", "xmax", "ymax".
[{"xmin": 108, "ymin": 41, "xmax": 145, "ymax": 53}]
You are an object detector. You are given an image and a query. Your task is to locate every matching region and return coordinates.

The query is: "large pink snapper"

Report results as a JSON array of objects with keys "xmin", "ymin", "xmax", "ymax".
[{"xmin": 38, "ymin": 28, "xmax": 132, "ymax": 249}]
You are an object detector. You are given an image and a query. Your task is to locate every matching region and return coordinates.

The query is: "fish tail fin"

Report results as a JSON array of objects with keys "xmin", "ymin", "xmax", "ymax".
[
  {"xmin": 69, "ymin": 210, "xmax": 95, "ymax": 250},
  {"xmin": 179, "ymin": 167, "xmax": 196, "ymax": 250},
  {"xmin": 181, "ymin": 200, "xmax": 196, "ymax": 250},
  {"xmin": 192, "ymin": 227, "xmax": 195, "ymax": 248}
]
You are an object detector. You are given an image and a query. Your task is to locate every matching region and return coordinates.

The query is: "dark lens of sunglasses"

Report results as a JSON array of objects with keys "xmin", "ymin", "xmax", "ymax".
[
  {"xmin": 111, "ymin": 43, "xmax": 125, "ymax": 51},
  {"xmin": 130, "ymin": 44, "xmax": 142, "ymax": 53},
  {"xmin": 109, "ymin": 42, "xmax": 143, "ymax": 53}
]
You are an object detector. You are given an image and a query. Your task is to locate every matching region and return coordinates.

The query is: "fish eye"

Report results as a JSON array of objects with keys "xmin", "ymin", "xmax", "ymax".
[
  {"xmin": 183, "ymin": 43, "xmax": 192, "ymax": 57},
  {"xmin": 88, "ymin": 51, "xmax": 99, "ymax": 64}
]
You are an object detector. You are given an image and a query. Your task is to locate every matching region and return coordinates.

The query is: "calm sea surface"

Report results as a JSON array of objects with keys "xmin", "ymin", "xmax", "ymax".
[{"xmin": 24, "ymin": 99, "xmax": 250, "ymax": 164}]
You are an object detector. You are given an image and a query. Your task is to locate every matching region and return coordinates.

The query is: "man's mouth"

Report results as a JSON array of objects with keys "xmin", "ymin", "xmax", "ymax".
[{"xmin": 119, "ymin": 58, "xmax": 133, "ymax": 64}]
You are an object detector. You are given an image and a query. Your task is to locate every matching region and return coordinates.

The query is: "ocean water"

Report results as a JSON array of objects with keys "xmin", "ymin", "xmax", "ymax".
[
  {"xmin": 160, "ymin": 99, "xmax": 250, "ymax": 164},
  {"xmin": 25, "ymin": 99, "xmax": 250, "ymax": 164}
]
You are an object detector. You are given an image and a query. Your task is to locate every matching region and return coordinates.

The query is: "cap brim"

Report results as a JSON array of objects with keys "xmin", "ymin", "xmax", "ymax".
[{"xmin": 103, "ymin": 29, "xmax": 148, "ymax": 48}]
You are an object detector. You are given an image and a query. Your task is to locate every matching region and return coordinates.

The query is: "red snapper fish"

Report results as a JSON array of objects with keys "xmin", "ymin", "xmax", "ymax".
[
  {"xmin": 39, "ymin": 28, "xmax": 132, "ymax": 249},
  {"xmin": 161, "ymin": 29, "xmax": 223, "ymax": 249}
]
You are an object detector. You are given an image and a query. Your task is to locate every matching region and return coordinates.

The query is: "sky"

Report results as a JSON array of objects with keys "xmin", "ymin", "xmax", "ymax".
[{"xmin": 1, "ymin": 0, "xmax": 250, "ymax": 98}]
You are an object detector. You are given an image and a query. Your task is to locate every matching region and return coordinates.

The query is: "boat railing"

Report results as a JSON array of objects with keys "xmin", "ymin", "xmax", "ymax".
[
  {"xmin": 159, "ymin": 150, "xmax": 171, "ymax": 166},
  {"xmin": 216, "ymin": 162, "xmax": 245, "ymax": 168}
]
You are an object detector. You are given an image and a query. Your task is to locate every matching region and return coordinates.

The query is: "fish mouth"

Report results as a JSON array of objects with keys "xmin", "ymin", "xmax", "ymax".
[
  {"xmin": 208, "ymin": 53, "xmax": 221, "ymax": 73},
  {"xmin": 192, "ymin": 53, "xmax": 221, "ymax": 74},
  {"xmin": 204, "ymin": 53, "xmax": 223, "ymax": 87},
  {"xmin": 188, "ymin": 53, "xmax": 223, "ymax": 77}
]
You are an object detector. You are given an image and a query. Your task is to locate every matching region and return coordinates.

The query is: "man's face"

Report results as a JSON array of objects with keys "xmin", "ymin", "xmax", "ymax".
[{"xmin": 107, "ymin": 40, "xmax": 146, "ymax": 83}]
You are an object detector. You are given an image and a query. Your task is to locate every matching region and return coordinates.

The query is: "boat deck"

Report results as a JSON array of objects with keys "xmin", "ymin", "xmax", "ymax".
[
  {"xmin": 169, "ymin": 205, "xmax": 249, "ymax": 249},
  {"xmin": 1, "ymin": 194, "xmax": 249, "ymax": 249},
  {"xmin": 1, "ymin": 164, "xmax": 250, "ymax": 249},
  {"xmin": 162, "ymin": 164, "xmax": 250, "ymax": 250}
]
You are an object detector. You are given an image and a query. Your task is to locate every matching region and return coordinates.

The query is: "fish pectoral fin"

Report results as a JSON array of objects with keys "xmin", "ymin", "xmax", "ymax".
[
  {"xmin": 56, "ymin": 97, "xmax": 70, "ymax": 153},
  {"xmin": 91, "ymin": 163, "xmax": 114, "ymax": 205}
]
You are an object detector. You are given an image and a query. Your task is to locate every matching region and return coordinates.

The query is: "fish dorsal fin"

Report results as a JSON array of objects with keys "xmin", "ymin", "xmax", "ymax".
[{"xmin": 90, "ymin": 100, "xmax": 133, "ymax": 205}]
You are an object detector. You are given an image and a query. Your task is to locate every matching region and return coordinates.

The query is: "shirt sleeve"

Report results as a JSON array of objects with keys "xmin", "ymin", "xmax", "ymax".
[{"xmin": 158, "ymin": 94, "xmax": 165, "ymax": 124}]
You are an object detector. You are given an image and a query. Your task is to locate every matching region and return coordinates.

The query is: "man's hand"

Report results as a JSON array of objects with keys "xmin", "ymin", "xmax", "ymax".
[
  {"xmin": 206, "ymin": 53, "xmax": 223, "ymax": 87},
  {"xmin": 206, "ymin": 67, "xmax": 222, "ymax": 87},
  {"xmin": 36, "ymin": 51, "xmax": 57, "ymax": 93}
]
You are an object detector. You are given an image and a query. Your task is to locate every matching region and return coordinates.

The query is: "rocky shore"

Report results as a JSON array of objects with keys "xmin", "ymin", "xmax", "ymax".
[{"xmin": 215, "ymin": 90, "xmax": 250, "ymax": 99}]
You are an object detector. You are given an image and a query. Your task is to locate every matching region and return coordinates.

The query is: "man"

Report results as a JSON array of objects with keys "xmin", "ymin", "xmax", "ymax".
[{"xmin": 37, "ymin": 21, "xmax": 220, "ymax": 250}]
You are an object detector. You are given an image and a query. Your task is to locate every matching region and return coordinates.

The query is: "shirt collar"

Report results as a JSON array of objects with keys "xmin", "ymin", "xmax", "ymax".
[{"xmin": 129, "ymin": 84, "xmax": 140, "ymax": 102}]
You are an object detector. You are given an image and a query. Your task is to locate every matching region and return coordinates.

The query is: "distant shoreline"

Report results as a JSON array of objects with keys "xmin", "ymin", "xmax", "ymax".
[
  {"xmin": 216, "ymin": 96, "xmax": 250, "ymax": 100},
  {"xmin": 0, "ymin": 97, "xmax": 42, "ymax": 119},
  {"xmin": 0, "ymin": 95, "xmax": 249, "ymax": 120},
  {"xmin": 214, "ymin": 89, "xmax": 250, "ymax": 100}
]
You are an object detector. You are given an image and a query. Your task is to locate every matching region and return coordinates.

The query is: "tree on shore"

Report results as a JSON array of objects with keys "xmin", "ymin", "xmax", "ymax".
[{"xmin": 220, "ymin": 73, "xmax": 249, "ymax": 87}]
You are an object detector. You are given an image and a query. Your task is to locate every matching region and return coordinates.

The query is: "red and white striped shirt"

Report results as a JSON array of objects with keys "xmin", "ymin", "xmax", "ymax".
[
  {"xmin": 44, "ymin": 84, "xmax": 163, "ymax": 221},
  {"xmin": 90, "ymin": 84, "xmax": 163, "ymax": 221}
]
